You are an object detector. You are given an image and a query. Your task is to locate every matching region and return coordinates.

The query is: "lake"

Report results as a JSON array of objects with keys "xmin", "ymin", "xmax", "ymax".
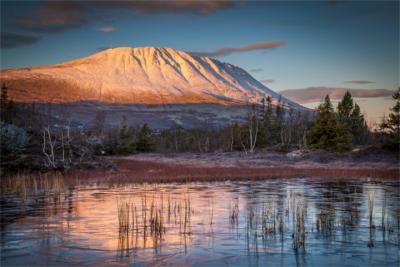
[{"xmin": 1, "ymin": 176, "xmax": 399, "ymax": 266}]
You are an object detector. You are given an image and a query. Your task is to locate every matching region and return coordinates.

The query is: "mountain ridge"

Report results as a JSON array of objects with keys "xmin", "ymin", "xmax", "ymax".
[{"xmin": 1, "ymin": 46, "xmax": 302, "ymax": 108}]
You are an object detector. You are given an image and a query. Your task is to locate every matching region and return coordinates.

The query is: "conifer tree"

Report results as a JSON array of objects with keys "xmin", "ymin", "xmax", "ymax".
[
  {"xmin": 0, "ymin": 83, "xmax": 15, "ymax": 123},
  {"xmin": 337, "ymin": 91, "xmax": 368, "ymax": 145},
  {"xmin": 136, "ymin": 123, "xmax": 154, "ymax": 152},
  {"xmin": 115, "ymin": 116, "xmax": 136, "ymax": 153},
  {"xmin": 380, "ymin": 87, "xmax": 400, "ymax": 151},
  {"xmin": 258, "ymin": 96, "xmax": 274, "ymax": 148},
  {"xmin": 308, "ymin": 95, "xmax": 352, "ymax": 151},
  {"xmin": 350, "ymin": 103, "xmax": 368, "ymax": 144},
  {"xmin": 337, "ymin": 91, "xmax": 354, "ymax": 125}
]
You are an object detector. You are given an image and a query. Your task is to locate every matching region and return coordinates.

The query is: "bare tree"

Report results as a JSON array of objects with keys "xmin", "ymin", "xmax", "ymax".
[
  {"xmin": 42, "ymin": 126, "xmax": 56, "ymax": 168},
  {"xmin": 247, "ymin": 104, "xmax": 259, "ymax": 153}
]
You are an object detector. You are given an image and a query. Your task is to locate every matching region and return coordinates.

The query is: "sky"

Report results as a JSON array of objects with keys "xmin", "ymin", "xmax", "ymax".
[{"xmin": 1, "ymin": 1, "xmax": 398, "ymax": 103}]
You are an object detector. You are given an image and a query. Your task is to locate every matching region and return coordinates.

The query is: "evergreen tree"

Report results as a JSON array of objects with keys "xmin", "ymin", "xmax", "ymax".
[
  {"xmin": 0, "ymin": 83, "xmax": 15, "ymax": 123},
  {"xmin": 337, "ymin": 91, "xmax": 354, "ymax": 125},
  {"xmin": 337, "ymin": 91, "xmax": 368, "ymax": 145},
  {"xmin": 379, "ymin": 88, "xmax": 400, "ymax": 151},
  {"xmin": 257, "ymin": 96, "xmax": 274, "ymax": 148},
  {"xmin": 136, "ymin": 123, "xmax": 154, "ymax": 152},
  {"xmin": 115, "ymin": 116, "xmax": 136, "ymax": 154},
  {"xmin": 350, "ymin": 103, "xmax": 369, "ymax": 144},
  {"xmin": 272, "ymin": 96, "xmax": 284, "ymax": 145},
  {"xmin": 308, "ymin": 95, "xmax": 352, "ymax": 152},
  {"xmin": 1, "ymin": 83, "xmax": 8, "ymax": 103}
]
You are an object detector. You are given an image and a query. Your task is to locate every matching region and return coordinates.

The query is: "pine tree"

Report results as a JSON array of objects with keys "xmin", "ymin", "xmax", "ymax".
[
  {"xmin": 337, "ymin": 91, "xmax": 354, "ymax": 125},
  {"xmin": 1, "ymin": 83, "xmax": 9, "ymax": 122},
  {"xmin": 136, "ymin": 123, "xmax": 154, "ymax": 152},
  {"xmin": 115, "ymin": 116, "xmax": 136, "ymax": 154},
  {"xmin": 308, "ymin": 95, "xmax": 352, "ymax": 152},
  {"xmin": 337, "ymin": 91, "xmax": 368, "ymax": 145},
  {"xmin": 1, "ymin": 83, "xmax": 8, "ymax": 103},
  {"xmin": 272, "ymin": 96, "xmax": 284, "ymax": 146},
  {"xmin": 380, "ymin": 87, "xmax": 400, "ymax": 151},
  {"xmin": 257, "ymin": 96, "xmax": 274, "ymax": 148},
  {"xmin": 0, "ymin": 83, "xmax": 15, "ymax": 123},
  {"xmin": 350, "ymin": 103, "xmax": 368, "ymax": 144}
]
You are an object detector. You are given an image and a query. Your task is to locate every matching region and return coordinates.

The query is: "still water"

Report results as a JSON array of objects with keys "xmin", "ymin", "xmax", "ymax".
[{"xmin": 1, "ymin": 177, "xmax": 399, "ymax": 266}]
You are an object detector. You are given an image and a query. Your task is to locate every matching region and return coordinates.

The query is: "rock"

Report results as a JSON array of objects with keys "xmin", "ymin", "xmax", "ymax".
[{"xmin": 286, "ymin": 150, "xmax": 304, "ymax": 160}]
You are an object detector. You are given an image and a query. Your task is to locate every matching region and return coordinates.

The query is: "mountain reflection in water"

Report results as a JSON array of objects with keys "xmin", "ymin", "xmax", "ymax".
[{"xmin": 1, "ymin": 177, "xmax": 399, "ymax": 266}]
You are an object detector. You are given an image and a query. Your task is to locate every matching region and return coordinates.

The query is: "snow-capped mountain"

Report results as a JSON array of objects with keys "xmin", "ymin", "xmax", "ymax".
[{"xmin": 1, "ymin": 46, "xmax": 301, "ymax": 108}]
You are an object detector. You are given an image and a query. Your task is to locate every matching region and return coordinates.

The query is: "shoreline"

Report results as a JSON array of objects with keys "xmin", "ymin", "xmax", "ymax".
[
  {"xmin": 2, "ymin": 151, "xmax": 398, "ymax": 182},
  {"xmin": 106, "ymin": 151, "xmax": 399, "ymax": 181}
]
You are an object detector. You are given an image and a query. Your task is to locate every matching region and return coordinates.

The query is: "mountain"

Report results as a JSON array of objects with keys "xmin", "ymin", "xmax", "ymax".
[{"xmin": 1, "ymin": 47, "xmax": 301, "ymax": 108}]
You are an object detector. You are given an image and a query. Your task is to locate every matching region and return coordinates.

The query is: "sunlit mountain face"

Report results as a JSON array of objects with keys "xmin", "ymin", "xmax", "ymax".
[{"xmin": 0, "ymin": 46, "xmax": 302, "ymax": 109}]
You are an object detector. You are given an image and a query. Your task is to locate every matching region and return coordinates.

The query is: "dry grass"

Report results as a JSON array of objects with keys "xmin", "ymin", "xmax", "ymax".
[
  {"xmin": 109, "ymin": 158, "xmax": 398, "ymax": 183},
  {"xmin": 1, "ymin": 172, "xmax": 66, "ymax": 201}
]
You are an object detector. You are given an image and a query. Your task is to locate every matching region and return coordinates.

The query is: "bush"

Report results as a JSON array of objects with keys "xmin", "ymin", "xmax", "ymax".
[{"xmin": 0, "ymin": 122, "xmax": 28, "ymax": 153}]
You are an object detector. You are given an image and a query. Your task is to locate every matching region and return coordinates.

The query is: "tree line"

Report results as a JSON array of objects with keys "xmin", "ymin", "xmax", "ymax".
[{"xmin": 1, "ymin": 82, "xmax": 399, "ymax": 174}]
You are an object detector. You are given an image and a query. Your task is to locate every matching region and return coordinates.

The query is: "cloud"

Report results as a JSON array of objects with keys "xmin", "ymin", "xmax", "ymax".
[
  {"xmin": 189, "ymin": 40, "xmax": 287, "ymax": 57},
  {"xmin": 120, "ymin": 1, "xmax": 235, "ymax": 15},
  {"xmin": 250, "ymin": 68, "xmax": 263, "ymax": 72},
  {"xmin": 98, "ymin": 26, "xmax": 116, "ymax": 33},
  {"xmin": 14, "ymin": 2, "xmax": 88, "ymax": 33},
  {"xmin": 9, "ymin": 1, "xmax": 235, "ymax": 35},
  {"xmin": 344, "ymin": 80, "xmax": 376, "ymax": 84},
  {"xmin": 261, "ymin": 79, "xmax": 275, "ymax": 84},
  {"xmin": 280, "ymin": 87, "xmax": 395, "ymax": 103},
  {"xmin": 1, "ymin": 32, "xmax": 41, "ymax": 49}
]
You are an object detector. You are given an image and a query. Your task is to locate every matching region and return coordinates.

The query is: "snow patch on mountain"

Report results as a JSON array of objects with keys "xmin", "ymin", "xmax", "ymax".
[{"xmin": 1, "ymin": 46, "xmax": 302, "ymax": 108}]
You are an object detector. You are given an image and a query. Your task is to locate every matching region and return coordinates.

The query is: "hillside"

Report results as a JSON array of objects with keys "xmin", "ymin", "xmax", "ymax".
[{"xmin": 1, "ymin": 47, "xmax": 301, "ymax": 108}]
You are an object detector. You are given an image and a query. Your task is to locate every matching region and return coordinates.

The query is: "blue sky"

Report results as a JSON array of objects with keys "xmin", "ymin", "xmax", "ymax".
[{"xmin": 1, "ymin": 1, "xmax": 398, "ymax": 92}]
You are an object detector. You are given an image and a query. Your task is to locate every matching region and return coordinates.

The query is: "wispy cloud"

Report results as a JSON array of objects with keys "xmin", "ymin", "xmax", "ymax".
[
  {"xmin": 98, "ymin": 26, "xmax": 116, "ymax": 33},
  {"xmin": 281, "ymin": 87, "xmax": 395, "ymax": 103},
  {"xmin": 261, "ymin": 79, "xmax": 275, "ymax": 84},
  {"xmin": 10, "ymin": 1, "xmax": 235, "ymax": 34},
  {"xmin": 1, "ymin": 32, "xmax": 40, "ymax": 49},
  {"xmin": 250, "ymin": 68, "xmax": 263, "ymax": 72},
  {"xmin": 344, "ymin": 80, "xmax": 376, "ymax": 84},
  {"xmin": 123, "ymin": 1, "xmax": 235, "ymax": 15},
  {"xmin": 189, "ymin": 40, "xmax": 287, "ymax": 57}
]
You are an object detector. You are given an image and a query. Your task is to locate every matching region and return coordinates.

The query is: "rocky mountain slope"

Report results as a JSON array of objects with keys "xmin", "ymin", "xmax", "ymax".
[{"xmin": 1, "ymin": 47, "xmax": 301, "ymax": 108}]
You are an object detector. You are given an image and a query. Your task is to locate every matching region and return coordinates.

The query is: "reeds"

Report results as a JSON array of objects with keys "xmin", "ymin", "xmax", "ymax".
[
  {"xmin": 1, "ymin": 172, "xmax": 66, "ymax": 202},
  {"xmin": 366, "ymin": 190, "xmax": 375, "ymax": 229},
  {"xmin": 117, "ymin": 199, "xmax": 131, "ymax": 230},
  {"xmin": 229, "ymin": 199, "xmax": 239, "ymax": 227},
  {"xmin": 292, "ymin": 202, "xmax": 307, "ymax": 253},
  {"xmin": 316, "ymin": 211, "xmax": 335, "ymax": 236},
  {"xmin": 381, "ymin": 190, "xmax": 387, "ymax": 232},
  {"xmin": 115, "ymin": 191, "xmax": 193, "ymax": 254}
]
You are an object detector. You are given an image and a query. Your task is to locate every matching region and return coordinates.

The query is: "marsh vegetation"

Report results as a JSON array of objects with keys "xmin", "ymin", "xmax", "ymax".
[{"xmin": 1, "ymin": 175, "xmax": 398, "ymax": 266}]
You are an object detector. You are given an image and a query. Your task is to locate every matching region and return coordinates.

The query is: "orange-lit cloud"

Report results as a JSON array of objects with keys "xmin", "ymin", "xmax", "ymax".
[
  {"xmin": 189, "ymin": 40, "xmax": 287, "ymax": 57},
  {"xmin": 344, "ymin": 80, "xmax": 376, "ymax": 84},
  {"xmin": 12, "ymin": 1, "xmax": 234, "ymax": 33},
  {"xmin": 98, "ymin": 26, "xmax": 116, "ymax": 33},
  {"xmin": 5, "ymin": 1, "xmax": 235, "ymax": 48},
  {"xmin": 121, "ymin": 1, "xmax": 235, "ymax": 15}
]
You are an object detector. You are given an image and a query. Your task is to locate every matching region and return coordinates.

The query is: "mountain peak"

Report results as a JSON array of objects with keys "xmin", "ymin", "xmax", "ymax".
[{"xmin": 1, "ymin": 46, "xmax": 302, "ymax": 108}]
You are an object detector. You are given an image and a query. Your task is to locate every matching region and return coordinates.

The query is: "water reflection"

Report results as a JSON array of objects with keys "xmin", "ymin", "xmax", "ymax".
[{"xmin": 1, "ymin": 177, "xmax": 399, "ymax": 266}]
